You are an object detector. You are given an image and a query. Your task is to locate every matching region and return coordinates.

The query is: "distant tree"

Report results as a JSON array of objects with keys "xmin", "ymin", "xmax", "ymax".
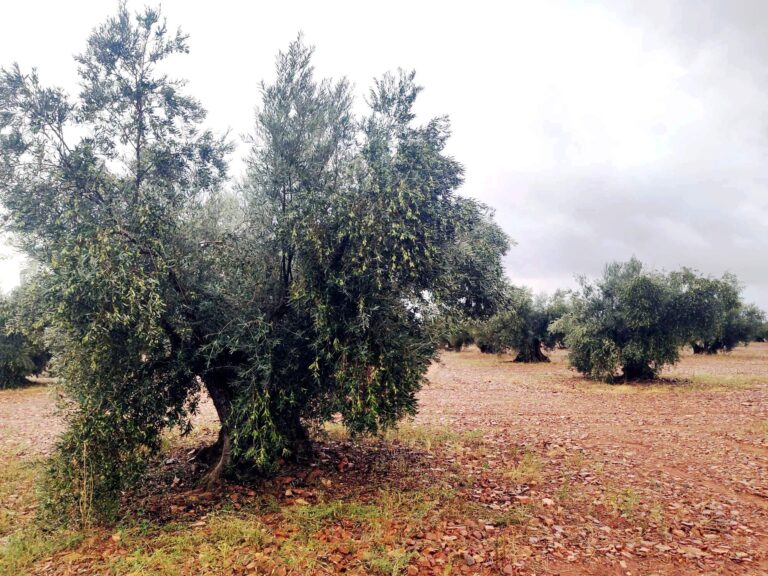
[
  {"xmin": 432, "ymin": 315, "xmax": 475, "ymax": 351},
  {"xmin": 669, "ymin": 270, "xmax": 765, "ymax": 354},
  {"xmin": 757, "ymin": 321, "xmax": 768, "ymax": 343},
  {"xmin": 726, "ymin": 303, "xmax": 766, "ymax": 347},
  {"xmin": 553, "ymin": 259, "xmax": 697, "ymax": 382},
  {"xmin": 430, "ymin": 210, "xmax": 510, "ymax": 351},
  {"xmin": 0, "ymin": 7, "xmax": 509, "ymax": 523},
  {"xmin": 0, "ymin": 296, "xmax": 37, "ymax": 387},
  {"xmin": 474, "ymin": 287, "xmax": 557, "ymax": 362},
  {"xmin": 0, "ymin": 283, "xmax": 49, "ymax": 388},
  {"xmin": 474, "ymin": 306, "xmax": 521, "ymax": 355},
  {"xmin": 541, "ymin": 289, "xmax": 573, "ymax": 349}
]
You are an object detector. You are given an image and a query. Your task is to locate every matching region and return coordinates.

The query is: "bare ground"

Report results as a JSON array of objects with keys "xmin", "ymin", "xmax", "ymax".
[{"xmin": 1, "ymin": 344, "xmax": 767, "ymax": 575}]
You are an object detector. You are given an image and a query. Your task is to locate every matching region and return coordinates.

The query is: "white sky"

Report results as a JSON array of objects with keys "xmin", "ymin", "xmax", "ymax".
[{"xmin": 1, "ymin": 0, "xmax": 767, "ymax": 308}]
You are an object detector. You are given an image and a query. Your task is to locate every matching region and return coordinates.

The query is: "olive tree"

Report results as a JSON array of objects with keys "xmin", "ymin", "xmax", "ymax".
[
  {"xmin": 553, "ymin": 259, "xmax": 696, "ymax": 382},
  {"xmin": 0, "ymin": 7, "xmax": 509, "ymax": 523},
  {"xmin": 669, "ymin": 270, "xmax": 765, "ymax": 354},
  {"xmin": 0, "ymin": 291, "xmax": 48, "ymax": 388},
  {"xmin": 757, "ymin": 320, "xmax": 768, "ymax": 342},
  {"xmin": 474, "ymin": 288, "xmax": 570, "ymax": 361},
  {"xmin": 542, "ymin": 289, "xmax": 572, "ymax": 350},
  {"xmin": 430, "ymin": 212, "xmax": 510, "ymax": 351}
]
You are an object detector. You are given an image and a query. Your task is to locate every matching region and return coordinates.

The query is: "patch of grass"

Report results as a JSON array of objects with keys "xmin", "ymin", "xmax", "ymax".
[
  {"xmin": 322, "ymin": 421, "xmax": 349, "ymax": 441},
  {"xmin": 682, "ymin": 373, "xmax": 766, "ymax": 390},
  {"xmin": 585, "ymin": 372, "xmax": 767, "ymax": 394},
  {"xmin": 275, "ymin": 488, "xmax": 444, "ymax": 573},
  {"xmin": 322, "ymin": 421, "xmax": 485, "ymax": 452},
  {"xmin": 555, "ymin": 479, "xmax": 574, "ymax": 502},
  {"xmin": 283, "ymin": 500, "xmax": 382, "ymax": 538},
  {"xmin": 364, "ymin": 543, "xmax": 413, "ymax": 575},
  {"xmin": 106, "ymin": 513, "xmax": 269, "ymax": 575},
  {"xmin": 649, "ymin": 502, "xmax": 666, "ymax": 527},
  {"xmin": 491, "ymin": 503, "xmax": 532, "ymax": 527},
  {"xmin": 0, "ymin": 526, "xmax": 84, "ymax": 575},
  {"xmin": 503, "ymin": 451, "xmax": 542, "ymax": 484},
  {"xmin": 0, "ymin": 449, "xmax": 39, "ymax": 537},
  {"xmin": 606, "ymin": 487, "xmax": 642, "ymax": 518},
  {"xmin": 377, "ymin": 486, "xmax": 444, "ymax": 523},
  {"xmin": 562, "ymin": 451, "xmax": 587, "ymax": 470},
  {"xmin": 0, "ymin": 448, "xmax": 88, "ymax": 574},
  {"xmin": 384, "ymin": 423, "xmax": 453, "ymax": 450}
]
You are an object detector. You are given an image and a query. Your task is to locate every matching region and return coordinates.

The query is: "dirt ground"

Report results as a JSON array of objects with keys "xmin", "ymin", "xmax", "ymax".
[{"xmin": 1, "ymin": 344, "xmax": 767, "ymax": 575}]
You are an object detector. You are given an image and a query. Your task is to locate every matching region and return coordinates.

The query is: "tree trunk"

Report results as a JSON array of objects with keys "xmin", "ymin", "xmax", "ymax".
[
  {"xmin": 514, "ymin": 339, "xmax": 550, "ymax": 363},
  {"xmin": 621, "ymin": 363, "xmax": 655, "ymax": 381},
  {"xmin": 199, "ymin": 371, "xmax": 234, "ymax": 489},
  {"xmin": 281, "ymin": 411, "xmax": 313, "ymax": 463}
]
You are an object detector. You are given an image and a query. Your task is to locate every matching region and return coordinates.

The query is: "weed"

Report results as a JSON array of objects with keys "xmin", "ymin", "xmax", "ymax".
[
  {"xmin": 106, "ymin": 513, "xmax": 269, "ymax": 575},
  {"xmin": 0, "ymin": 526, "xmax": 83, "ymax": 575},
  {"xmin": 491, "ymin": 504, "xmax": 532, "ymax": 527},
  {"xmin": 606, "ymin": 487, "xmax": 641, "ymax": 518},
  {"xmin": 504, "ymin": 451, "xmax": 542, "ymax": 484},
  {"xmin": 364, "ymin": 543, "xmax": 413, "ymax": 575},
  {"xmin": 555, "ymin": 479, "xmax": 573, "ymax": 502},
  {"xmin": 283, "ymin": 500, "xmax": 381, "ymax": 538}
]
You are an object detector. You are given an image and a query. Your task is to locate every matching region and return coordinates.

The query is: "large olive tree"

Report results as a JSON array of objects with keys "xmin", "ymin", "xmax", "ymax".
[{"xmin": 0, "ymin": 7, "xmax": 509, "ymax": 522}]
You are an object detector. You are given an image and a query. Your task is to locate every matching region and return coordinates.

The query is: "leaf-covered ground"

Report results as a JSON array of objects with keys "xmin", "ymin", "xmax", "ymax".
[{"xmin": 1, "ymin": 344, "xmax": 767, "ymax": 575}]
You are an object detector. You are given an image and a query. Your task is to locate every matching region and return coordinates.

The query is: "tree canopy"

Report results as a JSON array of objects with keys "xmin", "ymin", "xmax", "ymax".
[
  {"xmin": 0, "ymin": 289, "xmax": 48, "ymax": 388},
  {"xmin": 553, "ymin": 259, "xmax": 695, "ymax": 382},
  {"xmin": 668, "ymin": 270, "xmax": 765, "ymax": 354},
  {"xmin": 0, "ymin": 6, "xmax": 509, "ymax": 523},
  {"xmin": 473, "ymin": 287, "xmax": 571, "ymax": 362}
]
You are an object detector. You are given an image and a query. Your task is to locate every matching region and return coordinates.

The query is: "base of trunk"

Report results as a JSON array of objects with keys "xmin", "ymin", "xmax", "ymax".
[
  {"xmin": 284, "ymin": 416, "xmax": 313, "ymax": 463},
  {"xmin": 621, "ymin": 364, "xmax": 657, "ymax": 381},
  {"xmin": 198, "ymin": 370, "xmax": 235, "ymax": 490},
  {"xmin": 199, "ymin": 428, "xmax": 232, "ymax": 489},
  {"xmin": 514, "ymin": 341, "xmax": 550, "ymax": 363}
]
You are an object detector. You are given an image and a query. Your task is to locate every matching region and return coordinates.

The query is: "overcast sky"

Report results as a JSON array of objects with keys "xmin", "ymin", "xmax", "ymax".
[{"xmin": 1, "ymin": 0, "xmax": 767, "ymax": 308}]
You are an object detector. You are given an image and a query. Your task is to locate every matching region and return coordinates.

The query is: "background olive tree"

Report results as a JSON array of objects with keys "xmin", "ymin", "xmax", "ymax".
[
  {"xmin": 553, "ymin": 259, "xmax": 694, "ymax": 382},
  {"xmin": 668, "ymin": 269, "xmax": 765, "ymax": 354},
  {"xmin": 474, "ymin": 287, "xmax": 571, "ymax": 361},
  {"xmin": 0, "ymin": 289, "xmax": 48, "ymax": 388}
]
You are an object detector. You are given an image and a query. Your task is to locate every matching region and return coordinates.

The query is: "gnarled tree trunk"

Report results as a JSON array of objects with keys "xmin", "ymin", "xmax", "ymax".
[
  {"xmin": 514, "ymin": 339, "xmax": 550, "ymax": 363},
  {"xmin": 199, "ymin": 370, "xmax": 235, "ymax": 489}
]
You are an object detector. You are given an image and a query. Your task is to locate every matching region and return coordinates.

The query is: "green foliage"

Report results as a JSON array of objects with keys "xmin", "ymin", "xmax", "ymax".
[
  {"xmin": 0, "ymin": 9, "xmax": 508, "ymax": 523},
  {"xmin": 1, "ymin": 4, "xmax": 228, "ymax": 523},
  {"xmin": 0, "ymin": 291, "xmax": 48, "ymax": 388},
  {"xmin": 474, "ymin": 306, "xmax": 521, "ymax": 355},
  {"xmin": 757, "ymin": 321, "xmax": 768, "ymax": 342},
  {"xmin": 541, "ymin": 289, "xmax": 573, "ymax": 349},
  {"xmin": 430, "ymin": 315, "xmax": 474, "ymax": 351},
  {"xmin": 474, "ymin": 287, "xmax": 570, "ymax": 361},
  {"xmin": 553, "ymin": 259, "xmax": 696, "ymax": 382},
  {"xmin": 227, "ymin": 39, "xmax": 509, "ymax": 460},
  {"xmin": 427, "ymin": 206, "xmax": 510, "ymax": 352},
  {"xmin": 669, "ymin": 270, "xmax": 765, "ymax": 354}
]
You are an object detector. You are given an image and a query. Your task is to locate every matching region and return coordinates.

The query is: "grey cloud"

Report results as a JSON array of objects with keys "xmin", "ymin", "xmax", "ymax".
[{"xmin": 461, "ymin": 1, "xmax": 768, "ymax": 308}]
